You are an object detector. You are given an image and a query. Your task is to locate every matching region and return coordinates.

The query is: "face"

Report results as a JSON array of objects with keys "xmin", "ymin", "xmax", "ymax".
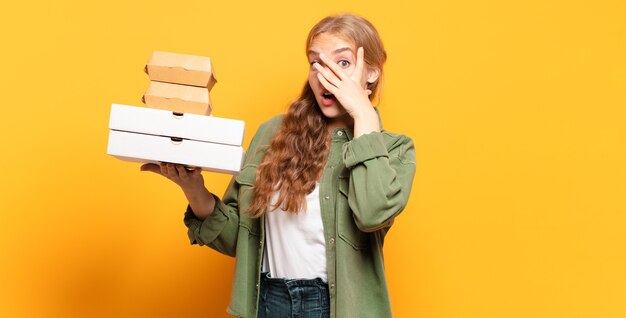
[{"xmin": 307, "ymin": 32, "xmax": 369, "ymax": 128}]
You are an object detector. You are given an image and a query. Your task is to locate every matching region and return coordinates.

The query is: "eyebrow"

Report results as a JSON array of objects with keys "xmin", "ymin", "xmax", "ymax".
[{"xmin": 307, "ymin": 47, "xmax": 353, "ymax": 56}]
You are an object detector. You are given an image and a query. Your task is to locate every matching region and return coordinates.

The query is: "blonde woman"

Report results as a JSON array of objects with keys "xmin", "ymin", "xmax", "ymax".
[{"xmin": 142, "ymin": 13, "xmax": 416, "ymax": 318}]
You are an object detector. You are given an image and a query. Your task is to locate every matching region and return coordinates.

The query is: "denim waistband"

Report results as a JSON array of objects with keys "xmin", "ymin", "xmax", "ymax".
[
  {"xmin": 258, "ymin": 272, "xmax": 330, "ymax": 317},
  {"xmin": 261, "ymin": 272, "xmax": 328, "ymax": 289}
]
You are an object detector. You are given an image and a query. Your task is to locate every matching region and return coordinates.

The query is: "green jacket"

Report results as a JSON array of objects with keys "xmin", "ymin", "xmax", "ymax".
[{"xmin": 184, "ymin": 113, "xmax": 416, "ymax": 317}]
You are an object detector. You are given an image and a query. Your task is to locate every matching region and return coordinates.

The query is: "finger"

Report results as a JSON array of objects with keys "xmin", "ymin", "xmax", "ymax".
[
  {"xmin": 353, "ymin": 47, "xmax": 365, "ymax": 81},
  {"xmin": 318, "ymin": 53, "xmax": 348, "ymax": 80},
  {"xmin": 159, "ymin": 162, "xmax": 168, "ymax": 176},
  {"xmin": 313, "ymin": 63, "xmax": 341, "ymax": 87},
  {"xmin": 166, "ymin": 163, "xmax": 181, "ymax": 181},
  {"xmin": 317, "ymin": 73, "xmax": 339, "ymax": 95},
  {"xmin": 185, "ymin": 165, "xmax": 201, "ymax": 174},
  {"xmin": 191, "ymin": 167, "xmax": 202, "ymax": 177},
  {"xmin": 366, "ymin": 89, "xmax": 372, "ymax": 96},
  {"xmin": 140, "ymin": 163, "xmax": 162, "ymax": 175},
  {"xmin": 176, "ymin": 165, "xmax": 189, "ymax": 181}
]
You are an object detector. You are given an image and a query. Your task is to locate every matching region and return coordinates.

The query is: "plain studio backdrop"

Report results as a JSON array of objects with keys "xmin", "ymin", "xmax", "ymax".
[{"xmin": 1, "ymin": 0, "xmax": 625, "ymax": 317}]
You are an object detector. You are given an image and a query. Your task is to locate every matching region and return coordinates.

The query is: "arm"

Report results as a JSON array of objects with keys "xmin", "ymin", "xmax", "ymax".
[
  {"xmin": 183, "ymin": 175, "xmax": 242, "ymax": 257},
  {"xmin": 140, "ymin": 161, "xmax": 241, "ymax": 257},
  {"xmin": 182, "ymin": 117, "xmax": 281, "ymax": 256},
  {"xmin": 342, "ymin": 131, "xmax": 416, "ymax": 232},
  {"xmin": 313, "ymin": 47, "xmax": 416, "ymax": 230}
]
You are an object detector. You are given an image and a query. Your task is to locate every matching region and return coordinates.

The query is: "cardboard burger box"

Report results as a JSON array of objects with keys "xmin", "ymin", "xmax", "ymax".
[
  {"xmin": 145, "ymin": 51, "xmax": 217, "ymax": 90},
  {"xmin": 107, "ymin": 104, "xmax": 245, "ymax": 174},
  {"xmin": 142, "ymin": 81, "xmax": 212, "ymax": 115}
]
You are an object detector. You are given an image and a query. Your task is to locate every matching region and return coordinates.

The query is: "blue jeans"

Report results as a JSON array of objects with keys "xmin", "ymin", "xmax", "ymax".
[{"xmin": 257, "ymin": 272, "xmax": 330, "ymax": 318}]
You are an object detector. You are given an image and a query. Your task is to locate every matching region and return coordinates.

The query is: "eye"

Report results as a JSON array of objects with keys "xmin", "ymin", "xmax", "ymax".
[{"xmin": 338, "ymin": 60, "xmax": 350, "ymax": 68}]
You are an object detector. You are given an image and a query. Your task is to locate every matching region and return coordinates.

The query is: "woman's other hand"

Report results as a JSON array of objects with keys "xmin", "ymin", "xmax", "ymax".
[
  {"xmin": 140, "ymin": 162, "xmax": 204, "ymax": 192},
  {"xmin": 140, "ymin": 162, "xmax": 215, "ymax": 220},
  {"xmin": 313, "ymin": 47, "xmax": 372, "ymax": 118},
  {"xmin": 313, "ymin": 47, "xmax": 380, "ymax": 137}
]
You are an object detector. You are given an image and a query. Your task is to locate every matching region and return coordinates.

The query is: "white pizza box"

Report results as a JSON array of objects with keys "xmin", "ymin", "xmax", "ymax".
[
  {"xmin": 109, "ymin": 104, "xmax": 244, "ymax": 146},
  {"xmin": 145, "ymin": 51, "xmax": 217, "ymax": 90},
  {"xmin": 142, "ymin": 81, "xmax": 211, "ymax": 115},
  {"xmin": 107, "ymin": 130, "xmax": 244, "ymax": 174}
]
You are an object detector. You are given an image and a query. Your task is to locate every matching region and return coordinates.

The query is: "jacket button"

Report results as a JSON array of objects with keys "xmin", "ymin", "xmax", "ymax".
[
  {"xmin": 329, "ymin": 237, "xmax": 335, "ymax": 244},
  {"xmin": 324, "ymin": 196, "xmax": 330, "ymax": 200},
  {"xmin": 337, "ymin": 131, "xmax": 343, "ymax": 136}
]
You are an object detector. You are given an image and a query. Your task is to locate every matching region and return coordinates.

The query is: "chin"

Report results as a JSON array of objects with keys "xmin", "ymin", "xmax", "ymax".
[
  {"xmin": 317, "ymin": 101, "xmax": 352, "ymax": 127},
  {"xmin": 320, "ymin": 106, "xmax": 343, "ymax": 118},
  {"xmin": 316, "ymin": 100, "xmax": 341, "ymax": 117}
]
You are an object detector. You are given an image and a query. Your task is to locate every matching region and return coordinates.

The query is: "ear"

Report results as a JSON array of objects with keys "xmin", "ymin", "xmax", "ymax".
[{"xmin": 366, "ymin": 67, "xmax": 381, "ymax": 84}]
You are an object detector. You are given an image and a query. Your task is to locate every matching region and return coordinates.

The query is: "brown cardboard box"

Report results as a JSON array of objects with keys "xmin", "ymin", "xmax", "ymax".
[
  {"xmin": 142, "ymin": 81, "xmax": 211, "ymax": 115},
  {"xmin": 145, "ymin": 51, "xmax": 217, "ymax": 90}
]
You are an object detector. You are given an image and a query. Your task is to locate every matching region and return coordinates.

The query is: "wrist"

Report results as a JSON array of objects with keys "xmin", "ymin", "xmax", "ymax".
[
  {"xmin": 352, "ymin": 107, "xmax": 380, "ymax": 137},
  {"xmin": 350, "ymin": 106, "xmax": 377, "ymax": 121},
  {"xmin": 181, "ymin": 184, "xmax": 207, "ymax": 199},
  {"xmin": 183, "ymin": 186, "xmax": 215, "ymax": 220}
]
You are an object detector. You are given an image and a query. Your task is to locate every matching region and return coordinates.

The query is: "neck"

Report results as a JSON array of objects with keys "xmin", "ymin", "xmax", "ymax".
[{"xmin": 325, "ymin": 112, "xmax": 354, "ymax": 132}]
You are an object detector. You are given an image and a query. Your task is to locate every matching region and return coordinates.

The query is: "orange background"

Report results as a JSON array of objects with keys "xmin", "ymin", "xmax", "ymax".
[{"xmin": 1, "ymin": 0, "xmax": 625, "ymax": 317}]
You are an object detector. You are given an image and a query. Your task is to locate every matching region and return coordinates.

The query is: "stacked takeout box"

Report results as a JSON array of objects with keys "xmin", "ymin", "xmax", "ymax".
[{"xmin": 107, "ymin": 51, "xmax": 245, "ymax": 174}]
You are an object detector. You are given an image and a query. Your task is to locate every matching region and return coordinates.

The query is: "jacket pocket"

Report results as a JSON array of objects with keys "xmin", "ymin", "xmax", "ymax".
[
  {"xmin": 337, "ymin": 176, "xmax": 370, "ymax": 250},
  {"xmin": 236, "ymin": 164, "xmax": 260, "ymax": 236}
]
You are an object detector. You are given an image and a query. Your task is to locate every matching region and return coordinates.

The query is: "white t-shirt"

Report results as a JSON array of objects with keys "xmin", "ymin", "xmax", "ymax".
[{"xmin": 262, "ymin": 183, "xmax": 327, "ymax": 282}]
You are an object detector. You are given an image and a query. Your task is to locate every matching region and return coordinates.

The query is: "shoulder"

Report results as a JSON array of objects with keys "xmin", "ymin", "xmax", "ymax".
[
  {"xmin": 380, "ymin": 130, "xmax": 416, "ymax": 164},
  {"xmin": 243, "ymin": 115, "xmax": 284, "ymax": 165},
  {"xmin": 256, "ymin": 114, "xmax": 284, "ymax": 135},
  {"xmin": 250, "ymin": 114, "xmax": 284, "ymax": 146},
  {"xmin": 380, "ymin": 129, "xmax": 413, "ymax": 149}
]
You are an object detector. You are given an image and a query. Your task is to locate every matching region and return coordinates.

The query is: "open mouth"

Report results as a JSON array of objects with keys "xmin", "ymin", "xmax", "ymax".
[{"xmin": 321, "ymin": 92, "xmax": 335, "ymax": 106}]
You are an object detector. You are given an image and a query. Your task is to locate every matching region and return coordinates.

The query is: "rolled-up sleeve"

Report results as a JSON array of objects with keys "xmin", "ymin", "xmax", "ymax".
[
  {"xmin": 342, "ymin": 131, "xmax": 416, "ymax": 232},
  {"xmin": 183, "ymin": 187, "xmax": 240, "ymax": 256}
]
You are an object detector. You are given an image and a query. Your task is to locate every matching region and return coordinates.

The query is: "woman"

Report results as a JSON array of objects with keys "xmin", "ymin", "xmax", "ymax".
[{"xmin": 141, "ymin": 13, "xmax": 416, "ymax": 318}]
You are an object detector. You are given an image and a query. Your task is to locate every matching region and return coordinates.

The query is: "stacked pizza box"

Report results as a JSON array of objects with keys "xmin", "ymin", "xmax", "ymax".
[{"xmin": 107, "ymin": 51, "xmax": 245, "ymax": 174}]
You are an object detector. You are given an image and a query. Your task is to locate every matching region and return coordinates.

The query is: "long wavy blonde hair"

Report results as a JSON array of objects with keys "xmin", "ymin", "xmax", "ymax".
[{"xmin": 248, "ymin": 14, "xmax": 387, "ymax": 217}]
